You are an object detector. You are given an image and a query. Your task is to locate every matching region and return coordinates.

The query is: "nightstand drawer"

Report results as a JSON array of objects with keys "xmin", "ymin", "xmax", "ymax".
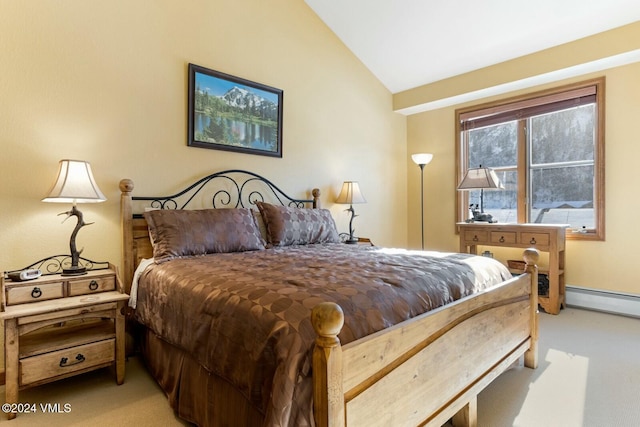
[
  {"xmin": 463, "ymin": 230, "xmax": 488, "ymax": 243},
  {"xmin": 20, "ymin": 339, "xmax": 115, "ymax": 386},
  {"xmin": 520, "ymin": 232, "xmax": 550, "ymax": 246},
  {"xmin": 5, "ymin": 281, "xmax": 64, "ymax": 306},
  {"xmin": 68, "ymin": 275, "xmax": 116, "ymax": 296},
  {"xmin": 490, "ymin": 231, "xmax": 516, "ymax": 244}
]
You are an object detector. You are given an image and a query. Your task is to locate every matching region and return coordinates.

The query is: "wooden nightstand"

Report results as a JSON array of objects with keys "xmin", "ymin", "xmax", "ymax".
[
  {"xmin": 356, "ymin": 237, "xmax": 374, "ymax": 246},
  {"xmin": 1, "ymin": 265, "xmax": 128, "ymax": 419}
]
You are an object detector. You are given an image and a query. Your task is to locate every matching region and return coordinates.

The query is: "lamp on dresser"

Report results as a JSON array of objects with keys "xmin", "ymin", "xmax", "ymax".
[
  {"xmin": 42, "ymin": 159, "xmax": 106, "ymax": 275},
  {"xmin": 335, "ymin": 181, "xmax": 366, "ymax": 244},
  {"xmin": 411, "ymin": 153, "xmax": 433, "ymax": 249},
  {"xmin": 457, "ymin": 165, "xmax": 504, "ymax": 223}
]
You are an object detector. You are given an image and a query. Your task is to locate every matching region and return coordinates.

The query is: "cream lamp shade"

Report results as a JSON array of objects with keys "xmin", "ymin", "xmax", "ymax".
[
  {"xmin": 457, "ymin": 166, "xmax": 504, "ymax": 191},
  {"xmin": 335, "ymin": 181, "xmax": 366, "ymax": 205},
  {"xmin": 42, "ymin": 159, "xmax": 107, "ymax": 204}
]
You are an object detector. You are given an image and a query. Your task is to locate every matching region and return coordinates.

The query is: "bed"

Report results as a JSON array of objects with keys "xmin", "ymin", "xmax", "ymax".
[{"xmin": 119, "ymin": 169, "xmax": 539, "ymax": 427}]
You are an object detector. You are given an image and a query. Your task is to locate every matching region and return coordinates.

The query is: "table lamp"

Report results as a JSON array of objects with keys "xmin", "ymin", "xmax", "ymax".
[
  {"xmin": 457, "ymin": 165, "xmax": 504, "ymax": 223},
  {"xmin": 335, "ymin": 181, "xmax": 366, "ymax": 244},
  {"xmin": 42, "ymin": 159, "xmax": 106, "ymax": 275}
]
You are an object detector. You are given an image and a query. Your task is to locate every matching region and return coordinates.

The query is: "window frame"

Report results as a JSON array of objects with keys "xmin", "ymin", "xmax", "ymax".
[{"xmin": 455, "ymin": 78, "xmax": 605, "ymax": 241}]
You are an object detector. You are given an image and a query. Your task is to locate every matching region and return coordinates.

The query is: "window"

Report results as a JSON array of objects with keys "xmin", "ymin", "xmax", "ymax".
[{"xmin": 456, "ymin": 78, "xmax": 605, "ymax": 240}]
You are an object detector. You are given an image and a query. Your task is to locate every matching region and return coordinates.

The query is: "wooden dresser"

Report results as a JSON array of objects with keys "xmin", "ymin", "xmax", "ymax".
[
  {"xmin": 458, "ymin": 222, "xmax": 568, "ymax": 315},
  {"xmin": 1, "ymin": 265, "xmax": 128, "ymax": 419}
]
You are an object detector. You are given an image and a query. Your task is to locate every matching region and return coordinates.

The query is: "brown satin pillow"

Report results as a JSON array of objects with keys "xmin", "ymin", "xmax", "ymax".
[
  {"xmin": 144, "ymin": 208, "xmax": 265, "ymax": 263},
  {"xmin": 256, "ymin": 202, "xmax": 340, "ymax": 246}
]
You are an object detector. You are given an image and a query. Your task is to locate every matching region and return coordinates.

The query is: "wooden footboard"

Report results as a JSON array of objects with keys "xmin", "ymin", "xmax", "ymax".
[{"xmin": 312, "ymin": 249, "xmax": 539, "ymax": 427}]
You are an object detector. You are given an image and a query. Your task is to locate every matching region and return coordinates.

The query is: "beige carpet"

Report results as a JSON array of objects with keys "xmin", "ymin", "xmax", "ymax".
[
  {"xmin": 1, "ymin": 307, "xmax": 638, "ymax": 426},
  {"xmin": 478, "ymin": 307, "xmax": 640, "ymax": 427}
]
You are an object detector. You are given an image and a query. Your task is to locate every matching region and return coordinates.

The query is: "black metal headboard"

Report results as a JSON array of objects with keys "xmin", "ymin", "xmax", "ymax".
[{"xmin": 130, "ymin": 169, "xmax": 319, "ymax": 218}]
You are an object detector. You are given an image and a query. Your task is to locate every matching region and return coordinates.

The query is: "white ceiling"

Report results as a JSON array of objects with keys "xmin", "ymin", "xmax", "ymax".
[{"xmin": 305, "ymin": 0, "xmax": 640, "ymax": 94}]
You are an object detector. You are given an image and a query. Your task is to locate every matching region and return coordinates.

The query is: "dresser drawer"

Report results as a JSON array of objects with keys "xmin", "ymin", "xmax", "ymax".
[
  {"xmin": 463, "ymin": 230, "xmax": 488, "ymax": 243},
  {"xmin": 20, "ymin": 339, "xmax": 115, "ymax": 386},
  {"xmin": 490, "ymin": 231, "xmax": 516, "ymax": 244},
  {"xmin": 5, "ymin": 281, "xmax": 64, "ymax": 306},
  {"xmin": 520, "ymin": 232, "xmax": 550, "ymax": 246},
  {"xmin": 68, "ymin": 275, "xmax": 116, "ymax": 296}
]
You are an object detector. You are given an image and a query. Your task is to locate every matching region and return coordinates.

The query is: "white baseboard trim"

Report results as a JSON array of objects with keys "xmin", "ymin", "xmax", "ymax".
[{"xmin": 565, "ymin": 285, "xmax": 640, "ymax": 318}]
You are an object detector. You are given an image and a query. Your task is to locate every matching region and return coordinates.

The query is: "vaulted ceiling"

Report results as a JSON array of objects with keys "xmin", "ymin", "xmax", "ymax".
[{"xmin": 305, "ymin": 0, "xmax": 640, "ymax": 94}]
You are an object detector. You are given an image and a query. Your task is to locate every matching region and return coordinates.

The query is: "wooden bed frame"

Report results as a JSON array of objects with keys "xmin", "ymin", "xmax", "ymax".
[{"xmin": 119, "ymin": 170, "xmax": 539, "ymax": 427}]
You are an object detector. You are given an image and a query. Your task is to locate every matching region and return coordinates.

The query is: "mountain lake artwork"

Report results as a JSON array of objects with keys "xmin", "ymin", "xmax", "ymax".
[{"xmin": 188, "ymin": 63, "xmax": 283, "ymax": 157}]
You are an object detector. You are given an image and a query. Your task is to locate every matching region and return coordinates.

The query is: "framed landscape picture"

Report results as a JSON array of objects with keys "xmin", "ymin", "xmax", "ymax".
[{"xmin": 187, "ymin": 63, "xmax": 283, "ymax": 157}]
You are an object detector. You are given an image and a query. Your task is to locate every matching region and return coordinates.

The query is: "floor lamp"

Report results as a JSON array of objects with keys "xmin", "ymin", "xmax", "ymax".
[{"xmin": 411, "ymin": 153, "xmax": 433, "ymax": 249}]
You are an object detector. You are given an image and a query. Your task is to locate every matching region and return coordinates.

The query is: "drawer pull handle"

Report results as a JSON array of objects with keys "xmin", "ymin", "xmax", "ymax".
[
  {"xmin": 60, "ymin": 353, "xmax": 86, "ymax": 368},
  {"xmin": 89, "ymin": 280, "xmax": 99, "ymax": 291},
  {"xmin": 472, "ymin": 235, "xmax": 479, "ymax": 242},
  {"xmin": 499, "ymin": 236, "xmax": 505, "ymax": 243},
  {"xmin": 31, "ymin": 287, "xmax": 42, "ymax": 299},
  {"xmin": 530, "ymin": 237, "xmax": 537, "ymax": 244}
]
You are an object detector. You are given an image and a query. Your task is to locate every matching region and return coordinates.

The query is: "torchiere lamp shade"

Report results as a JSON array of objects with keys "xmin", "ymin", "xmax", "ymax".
[{"xmin": 411, "ymin": 153, "xmax": 433, "ymax": 166}]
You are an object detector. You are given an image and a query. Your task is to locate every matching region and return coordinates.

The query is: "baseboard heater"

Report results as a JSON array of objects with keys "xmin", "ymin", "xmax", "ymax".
[{"xmin": 565, "ymin": 285, "xmax": 640, "ymax": 318}]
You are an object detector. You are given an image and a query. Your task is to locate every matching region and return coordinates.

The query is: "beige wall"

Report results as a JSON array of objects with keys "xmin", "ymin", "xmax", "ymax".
[
  {"xmin": 404, "ymin": 22, "xmax": 640, "ymax": 295},
  {"xmin": 0, "ymin": 0, "xmax": 408, "ymax": 276}
]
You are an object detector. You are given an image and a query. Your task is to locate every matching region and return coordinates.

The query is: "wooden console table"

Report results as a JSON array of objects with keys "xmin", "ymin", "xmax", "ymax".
[{"xmin": 458, "ymin": 222, "xmax": 568, "ymax": 314}]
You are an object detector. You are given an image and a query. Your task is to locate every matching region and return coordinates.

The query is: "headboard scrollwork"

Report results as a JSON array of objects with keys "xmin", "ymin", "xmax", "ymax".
[{"xmin": 128, "ymin": 169, "xmax": 319, "ymax": 216}]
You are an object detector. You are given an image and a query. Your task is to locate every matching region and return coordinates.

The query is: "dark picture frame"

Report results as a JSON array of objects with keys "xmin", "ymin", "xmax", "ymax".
[{"xmin": 187, "ymin": 63, "xmax": 283, "ymax": 158}]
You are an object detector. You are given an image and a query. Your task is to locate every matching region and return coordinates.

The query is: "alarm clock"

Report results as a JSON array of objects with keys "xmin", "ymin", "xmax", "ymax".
[{"xmin": 7, "ymin": 269, "xmax": 42, "ymax": 282}]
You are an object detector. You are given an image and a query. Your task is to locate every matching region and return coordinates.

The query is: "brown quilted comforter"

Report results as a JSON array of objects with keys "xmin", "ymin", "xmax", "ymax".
[{"xmin": 134, "ymin": 243, "xmax": 511, "ymax": 426}]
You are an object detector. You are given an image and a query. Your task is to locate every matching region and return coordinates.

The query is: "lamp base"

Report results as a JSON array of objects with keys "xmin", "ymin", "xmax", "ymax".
[
  {"xmin": 62, "ymin": 266, "xmax": 87, "ymax": 276},
  {"xmin": 344, "ymin": 238, "xmax": 359, "ymax": 244},
  {"xmin": 469, "ymin": 216, "xmax": 498, "ymax": 223},
  {"xmin": 470, "ymin": 209, "xmax": 498, "ymax": 223}
]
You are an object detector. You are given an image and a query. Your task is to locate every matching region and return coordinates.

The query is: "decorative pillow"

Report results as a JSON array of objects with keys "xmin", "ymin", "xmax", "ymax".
[
  {"xmin": 144, "ymin": 208, "xmax": 265, "ymax": 263},
  {"xmin": 256, "ymin": 202, "xmax": 340, "ymax": 246}
]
